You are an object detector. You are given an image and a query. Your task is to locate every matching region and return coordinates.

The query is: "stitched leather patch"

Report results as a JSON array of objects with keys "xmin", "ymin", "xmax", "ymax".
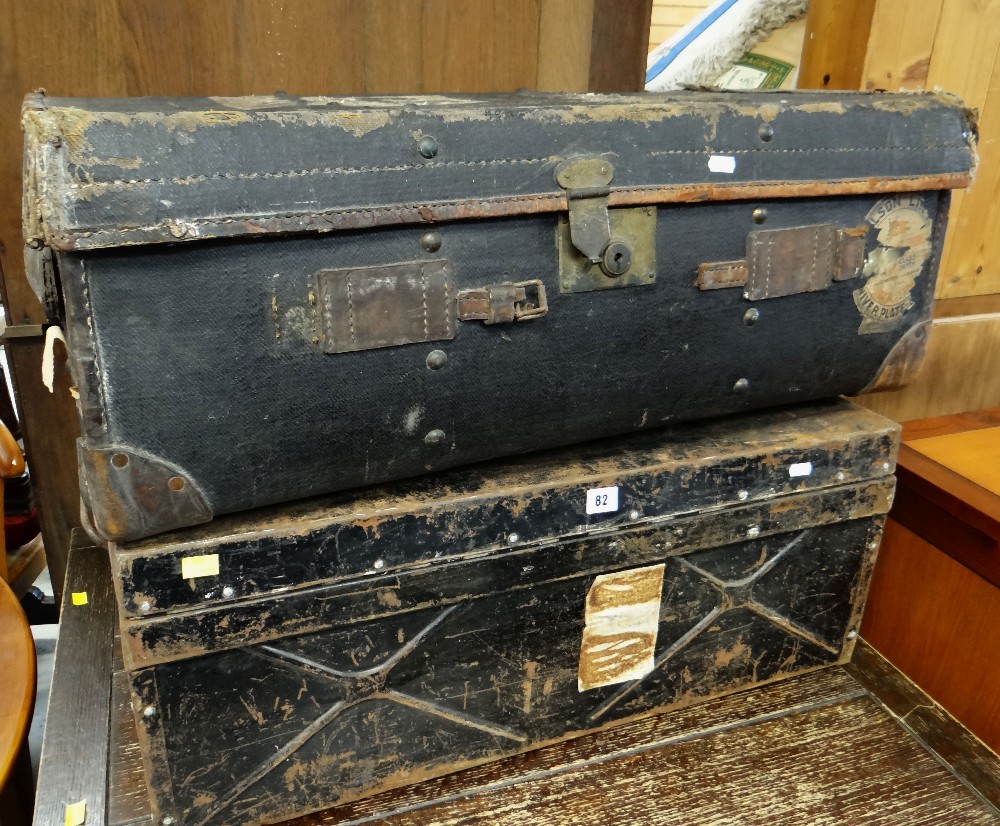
[
  {"xmin": 316, "ymin": 260, "xmax": 455, "ymax": 353},
  {"xmin": 745, "ymin": 224, "xmax": 837, "ymax": 300}
]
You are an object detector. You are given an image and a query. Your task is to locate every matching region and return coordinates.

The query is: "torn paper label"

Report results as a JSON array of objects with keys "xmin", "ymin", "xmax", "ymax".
[
  {"xmin": 579, "ymin": 563, "xmax": 665, "ymax": 691},
  {"xmin": 42, "ymin": 325, "xmax": 67, "ymax": 393}
]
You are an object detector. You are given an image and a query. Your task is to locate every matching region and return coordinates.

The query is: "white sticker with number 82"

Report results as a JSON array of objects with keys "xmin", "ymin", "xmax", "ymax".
[{"xmin": 586, "ymin": 486, "xmax": 619, "ymax": 515}]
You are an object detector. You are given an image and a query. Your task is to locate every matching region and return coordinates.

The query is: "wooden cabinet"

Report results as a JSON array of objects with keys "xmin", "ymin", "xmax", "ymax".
[{"xmin": 861, "ymin": 409, "xmax": 1000, "ymax": 752}]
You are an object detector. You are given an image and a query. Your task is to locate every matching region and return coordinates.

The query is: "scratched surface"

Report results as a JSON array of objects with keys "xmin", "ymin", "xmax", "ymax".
[{"xmin": 131, "ymin": 514, "xmax": 885, "ymax": 826}]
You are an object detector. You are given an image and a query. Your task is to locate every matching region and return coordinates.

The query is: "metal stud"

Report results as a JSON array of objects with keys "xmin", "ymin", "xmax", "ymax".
[
  {"xmin": 628, "ymin": 509, "xmax": 640, "ymax": 520},
  {"xmin": 738, "ymin": 490, "xmax": 749, "ymax": 501},
  {"xmin": 752, "ymin": 207, "xmax": 767, "ymax": 224},
  {"xmin": 847, "ymin": 629, "xmax": 858, "ymax": 640},
  {"xmin": 418, "ymin": 136, "xmax": 438, "ymax": 158},
  {"xmin": 143, "ymin": 706, "xmax": 156, "ymax": 718},
  {"xmin": 836, "ymin": 471, "xmax": 846, "ymax": 482},
  {"xmin": 743, "ymin": 308, "xmax": 759, "ymax": 326},
  {"xmin": 138, "ymin": 601, "xmax": 151, "ymax": 614},
  {"xmin": 733, "ymin": 377, "xmax": 750, "ymax": 394},
  {"xmin": 426, "ymin": 350, "xmax": 447, "ymax": 370},
  {"xmin": 747, "ymin": 525, "xmax": 761, "ymax": 538},
  {"xmin": 424, "ymin": 428, "xmax": 446, "ymax": 445},
  {"xmin": 222, "ymin": 586, "xmax": 235, "ymax": 599},
  {"xmin": 163, "ymin": 817, "xmax": 175, "ymax": 826},
  {"xmin": 881, "ymin": 462, "xmax": 891, "ymax": 471},
  {"xmin": 508, "ymin": 533, "xmax": 520, "ymax": 544},
  {"xmin": 373, "ymin": 559, "xmax": 385, "ymax": 570},
  {"xmin": 758, "ymin": 123, "xmax": 774, "ymax": 142},
  {"xmin": 420, "ymin": 231, "xmax": 442, "ymax": 252}
]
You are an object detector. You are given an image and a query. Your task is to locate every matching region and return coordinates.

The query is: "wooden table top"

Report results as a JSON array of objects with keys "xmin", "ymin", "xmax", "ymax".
[
  {"xmin": 0, "ymin": 575, "xmax": 35, "ymax": 790},
  {"xmin": 893, "ymin": 408, "xmax": 1000, "ymax": 588},
  {"xmin": 33, "ymin": 536, "xmax": 1000, "ymax": 826}
]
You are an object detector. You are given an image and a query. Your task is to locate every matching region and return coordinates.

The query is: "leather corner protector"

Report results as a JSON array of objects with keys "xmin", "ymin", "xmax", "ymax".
[
  {"xmin": 859, "ymin": 321, "xmax": 932, "ymax": 394},
  {"xmin": 77, "ymin": 441, "xmax": 212, "ymax": 543}
]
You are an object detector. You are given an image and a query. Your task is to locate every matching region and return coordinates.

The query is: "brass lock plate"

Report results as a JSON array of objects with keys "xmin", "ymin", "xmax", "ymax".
[{"xmin": 557, "ymin": 206, "xmax": 656, "ymax": 294}]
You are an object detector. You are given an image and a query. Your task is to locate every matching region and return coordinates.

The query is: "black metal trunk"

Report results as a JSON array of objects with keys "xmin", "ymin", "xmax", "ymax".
[
  {"xmin": 23, "ymin": 91, "xmax": 972, "ymax": 541},
  {"xmin": 109, "ymin": 400, "xmax": 898, "ymax": 826}
]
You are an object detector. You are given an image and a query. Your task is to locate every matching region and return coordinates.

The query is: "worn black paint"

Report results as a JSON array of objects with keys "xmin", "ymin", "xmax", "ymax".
[
  {"xmin": 134, "ymin": 517, "xmax": 883, "ymax": 826},
  {"xmin": 115, "ymin": 401, "xmax": 897, "ymax": 618}
]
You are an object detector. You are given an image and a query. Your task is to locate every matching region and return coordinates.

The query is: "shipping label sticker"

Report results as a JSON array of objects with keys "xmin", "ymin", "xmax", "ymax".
[
  {"xmin": 854, "ymin": 195, "xmax": 932, "ymax": 334},
  {"xmin": 586, "ymin": 486, "xmax": 619, "ymax": 515},
  {"xmin": 578, "ymin": 563, "xmax": 665, "ymax": 692},
  {"xmin": 181, "ymin": 553, "xmax": 220, "ymax": 580}
]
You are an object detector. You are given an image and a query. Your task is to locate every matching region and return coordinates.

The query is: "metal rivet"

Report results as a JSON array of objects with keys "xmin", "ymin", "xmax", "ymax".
[
  {"xmin": 222, "ymin": 585, "xmax": 235, "ymax": 599},
  {"xmin": 628, "ymin": 509, "xmax": 640, "ymax": 520},
  {"xmin": 143, "ymin": 706, "xmax": 156, "ymax": 718},
  {"xmin": 138, "ymin": 601, "xmax": 151, "ymax": 614},
  {"xmin": 600, "ymin": 240, "xmax": 632, "ymax": 277},
  {"xmin": 419, "ymin": 136, "xmax": 438, "ymax": 158},
  {"xmin": 420, "ymin": 231, "xmax": 442, "ymax": 252},
  {"xmin": 882, "ymin": 461, "xmax": 891, "ymax": 471},
  {"xmin": 426, "ymin": 350, "xmax": 447, "ymax": 370},
  {"xmin": 424, "ymin": 428, "xmax": 446, "ymax": 445},
  {"xmin": 743, "ymin": 308, "xmax": 759, "ymax": 326},
  {"xmin": 758, "ymin": 123, "xmax": 774, "ymax": 142},
  {"xmin": 747, "ymin": 525, "xmax": 761, "ymax": 538},
  {"xmin": 373, "ymin": 559, "xmax": 385, "ymax": 570},
  {"xmin": 508, "ymin": 533, "xmax": 520, "ymax": 544},
  {"xmin": 163, "ymin": 818, "xmax": 175, "ymax": 826},
  {"xmin": 752, "ymin": 207, "xmax": 767, "ymax": 224},
  {"xmin": 111, "ymin": 452, "xmax": 130, "ymax": 469},
  {"xmin": 869, "ymin": 541, "xmax": 879, "ymax": 550},
  {"xmin": 836, "ymin": 471, "xmax": 846, "ymax": 482},
  {"xmin": 847, "ymin": 629, "xmax": 858, "ymax": 640},
  {"xmin": 167, "ymin": 476, "xmax": 185, "ymax": 492},
  {"xmin": 733, "ymin": 378, "xmax": 750, "ymax": 394},
  {"xmin": 738, "ymin": 490, "xmax": 749, "ymax": 501}
]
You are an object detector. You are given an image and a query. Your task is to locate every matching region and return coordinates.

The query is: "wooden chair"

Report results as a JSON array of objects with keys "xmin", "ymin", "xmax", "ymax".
[
  {"xmin": 0, "ymin": 571, "xmax": 35, "ymax": 825},
  {"xmin": 0, "ymin": 418, "xmax": 25, "ymax": 583}
]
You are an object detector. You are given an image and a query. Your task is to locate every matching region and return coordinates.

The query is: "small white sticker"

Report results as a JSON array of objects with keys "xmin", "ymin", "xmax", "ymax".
[
  {"xmin": 708, "ymin": 154, "xmax": 736, "ymax": 174},
  {"xmin": 788, "ymin": 461, "xmax": 813, "ymax": 478},
  {"xmin": 586, "ymin": 486, "xmax": 619, "ymax": 515}
]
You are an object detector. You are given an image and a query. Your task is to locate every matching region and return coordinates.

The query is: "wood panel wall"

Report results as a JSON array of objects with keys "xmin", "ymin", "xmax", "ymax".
[
  {"xmin": 647, "ymin": 0, "xmax": 710, "ymax": 52},
  {"xmin": 849, "ymin": 0, "xmax": 1000, "ymax": 421},
  {"xmin": 0, "ymin": 0, "xmax": 651, "ymax": 597}
]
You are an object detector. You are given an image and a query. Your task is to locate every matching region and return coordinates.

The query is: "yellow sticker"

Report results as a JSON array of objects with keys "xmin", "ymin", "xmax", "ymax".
[
  {"xmin": 181, "ymin": 553, "xmax": 220, "ymax": 579},
  {"xmin": 65, "ymin": 800, "xmax": 86, "ymax": 826},
  {"xmin": 71, "ymin": 592, "xmax": 88, "ymax": 606},
  {"xmin": 578, "ymin": 563, "xmax": 665, "ymax": 692}
]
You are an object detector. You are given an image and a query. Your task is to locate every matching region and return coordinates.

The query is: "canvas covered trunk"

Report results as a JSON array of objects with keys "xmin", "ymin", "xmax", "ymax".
[
  {"xmin": 108, "ymin": 400, "xmax": 898, "ymax": 826},
  {"xmin": 22, "ymin": 90, "xmax": 973, "ymax": 541}
]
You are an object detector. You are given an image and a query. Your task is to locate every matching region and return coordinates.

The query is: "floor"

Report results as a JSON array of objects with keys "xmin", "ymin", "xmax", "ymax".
[{"xmin": 27, "ymin": 565, "xmax": 57, "ymax": 781}]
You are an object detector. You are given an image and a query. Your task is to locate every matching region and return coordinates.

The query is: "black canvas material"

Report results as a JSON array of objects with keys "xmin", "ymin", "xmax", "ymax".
[{"xmin": 22, "ymin": 91, "xmax": 974, "ymax": 541}]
